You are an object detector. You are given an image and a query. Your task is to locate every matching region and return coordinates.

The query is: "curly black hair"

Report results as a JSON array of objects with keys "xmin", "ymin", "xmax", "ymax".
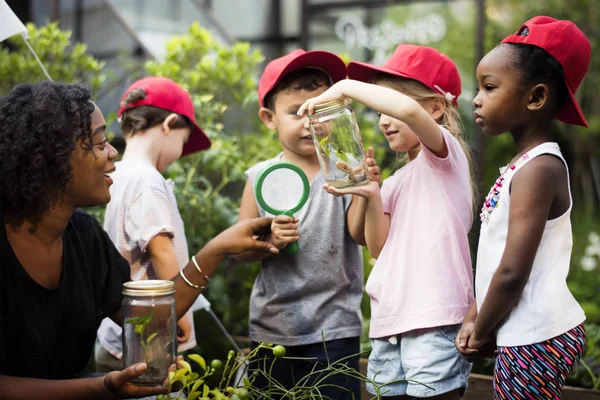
[
  {"xmin": 505, "ymin": 43, "xmax": 569, "ymax": 115},
  {"xmin": 0, "ymin": 81, "xmax": 95, "ymax": 230},
  {"xmin": 263, "ymin": 68, "xmax": 332, "ymax": 110}
]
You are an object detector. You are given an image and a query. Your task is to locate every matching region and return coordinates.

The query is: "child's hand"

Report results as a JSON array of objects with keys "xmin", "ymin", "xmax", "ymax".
[
  {"xmin": 467, "ymin": 332, "xmax": 495, "ymax": 354},
  {"xmin": 365, "ymin": 147, "xmax": 381, "ymax": 183},
  {"xmin": 176, "ymin": 315, "xmax": 192, "ymax": 343},
  {"xmin": 271, "ymin": 215, "xmax": 300, "ymax": 249},
  {"xmin": 455, "ymin": 322, "xmax": 480, "ymax": 362},
  {"xmin": 297, "ymin": 82, "xmax": 346, "ymax": 116},
  {"xmin": 323, "ymin": 180, "xmax": 380, "ymax": 199}
]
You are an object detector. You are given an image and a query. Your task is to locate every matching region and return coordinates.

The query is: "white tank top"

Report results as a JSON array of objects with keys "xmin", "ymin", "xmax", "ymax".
[{"xmin": 476, "ymin": 142, "xmax": 585, "ymax": 346}]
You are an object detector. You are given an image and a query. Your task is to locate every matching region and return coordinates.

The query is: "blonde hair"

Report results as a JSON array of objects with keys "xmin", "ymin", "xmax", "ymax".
[{"xmin": 374, "ymin": 74, "xmax": 477, "ymax": 204}]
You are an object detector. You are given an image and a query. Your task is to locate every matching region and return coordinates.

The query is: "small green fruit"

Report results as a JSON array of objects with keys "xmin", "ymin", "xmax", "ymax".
[
  {"xmin": 272, "ymin": 345, "xmax": 286, "ymax": 358},
  {"xmin": 211, "ymin": 359, "xmax": 223, "ymax": 370}
]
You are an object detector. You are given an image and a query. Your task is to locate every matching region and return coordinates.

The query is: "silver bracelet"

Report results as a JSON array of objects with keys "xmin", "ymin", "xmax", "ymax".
[
  {"xmin": 191, "ymin": 255, "xmax": 211, "ymax": 283},
  {"xmin": 179, "ymin": 269, "xmax": 204, "ymax": 290}
]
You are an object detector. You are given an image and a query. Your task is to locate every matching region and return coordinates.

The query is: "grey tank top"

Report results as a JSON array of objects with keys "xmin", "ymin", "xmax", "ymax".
[{"xmin": 245, "ymin": 154, "xmax": 363, "ymax": 346}]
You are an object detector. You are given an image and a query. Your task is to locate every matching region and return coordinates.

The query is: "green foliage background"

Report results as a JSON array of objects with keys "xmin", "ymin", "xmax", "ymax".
[{"xmin": 2, "ymin": 2, "xmax": 599, "ymax": 387}]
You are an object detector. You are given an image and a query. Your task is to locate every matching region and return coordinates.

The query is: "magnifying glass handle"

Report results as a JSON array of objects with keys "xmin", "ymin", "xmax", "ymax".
[
  {"xmin": 282, "ymin": 211, "xmax": 299, "ymax": 255},
  {"xmin": 286, "ymin": 241, "xmax": 299, "ymax": 255}
]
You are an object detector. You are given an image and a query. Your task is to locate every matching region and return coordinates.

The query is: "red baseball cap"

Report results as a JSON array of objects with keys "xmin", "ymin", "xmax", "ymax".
[
  {"xmin": 501, "ymin": 16, "xmax": 591, "ymax": 127},
  {"xmin": 117, "ymin": 76, "xmax": 211, "ymax": 155},
  {"xmin": 348, "ymin": 44, "xmax": 461, "ymax": 107},
  {"xmin": 258, "ymin": 49, "xmax": 347, "ymax": 108}
]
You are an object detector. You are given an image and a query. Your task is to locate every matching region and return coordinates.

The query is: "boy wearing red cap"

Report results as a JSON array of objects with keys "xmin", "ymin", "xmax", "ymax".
[
  {"xmin": 299, "ymin": 44, "xmax": 474, "ymax": 398},
  {"xmin": 96, "ymin": 77, "xmax": 212, "ymax": 372},
  {"xmin": 456, "ymin": 16, "xmax": 590, "ymax": 399},
  {"xmin": 236, "ymin": 50, "xmax": 365, "ymax": 399}
]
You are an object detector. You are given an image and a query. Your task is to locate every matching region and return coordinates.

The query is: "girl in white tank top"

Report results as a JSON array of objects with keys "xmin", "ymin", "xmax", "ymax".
[{"xmin": 456, "ymin": 16, "xmax": 590, "ymax": 399}]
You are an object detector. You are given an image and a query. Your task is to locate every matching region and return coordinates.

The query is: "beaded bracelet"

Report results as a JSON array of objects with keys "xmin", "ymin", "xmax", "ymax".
[
  {"xmin": 191, "ymin": 255, "xmax": 211, "ymax": 283},
  {"xmin": 179, "ymin": 269, "xmax": 204, "ymax": 290}
]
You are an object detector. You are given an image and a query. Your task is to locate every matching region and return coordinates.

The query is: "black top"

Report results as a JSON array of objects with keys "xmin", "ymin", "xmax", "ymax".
[{"xmin": 0, "ymin": 207, "xmax": 130, "ymax": 379}]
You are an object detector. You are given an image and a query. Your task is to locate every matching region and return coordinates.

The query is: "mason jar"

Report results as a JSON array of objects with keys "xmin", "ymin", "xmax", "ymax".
[
  {"xmin": 122, "ymin": 280, "xmax": 177, "ymax": 386},
  {"xmin": 308, "ymin": 98, "xmax": 368, "ymax": 188}
]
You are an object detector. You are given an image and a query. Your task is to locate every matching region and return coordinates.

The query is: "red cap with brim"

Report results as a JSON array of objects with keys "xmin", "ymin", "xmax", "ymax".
[
  {"xmin": 258, "ymin": 50, "xmax": 347, "ymax": 108},
  {"xmin": 348, "ymin": 44, "xmax": 462, "ymax": 108},
  {"xmin": 501, "ymin": 16, "xmax": 591, "ymax": 128},
  {"xmin": 118, "ymin": 77, "xmax": 211, "ymax": 156}
]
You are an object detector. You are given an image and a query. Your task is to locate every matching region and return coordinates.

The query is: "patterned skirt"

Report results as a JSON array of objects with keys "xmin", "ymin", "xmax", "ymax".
[{"xmin": 493, "ymin": 323, "xmax": 586, "ymax": 399}]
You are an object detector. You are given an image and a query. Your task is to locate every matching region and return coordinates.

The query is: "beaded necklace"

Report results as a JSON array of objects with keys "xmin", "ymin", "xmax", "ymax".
[{"xmin": 480, "ymin": 152, "xmax": 530, "ymax": 223}]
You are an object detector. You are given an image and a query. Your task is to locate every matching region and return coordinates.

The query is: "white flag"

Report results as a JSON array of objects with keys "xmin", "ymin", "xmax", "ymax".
[{"xmin": 0, "ymin": 0, "xmax": 28, "ymax": 43}]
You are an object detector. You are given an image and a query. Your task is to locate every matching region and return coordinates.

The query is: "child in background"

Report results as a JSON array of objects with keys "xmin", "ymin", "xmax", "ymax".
[
  {"xmin": 456, "ymin": 16, "xmax": 589, "ymax": 399},
  {"xmin": 299, "ymin": 44, "xmax": 474, "ymax": 399},
  {"xmin": 96, "ymin": 77, "xmax": 212, "ymax": 372},
  {"xmin": 235, "ymin": 50, "xmax": 366, "ymax": 400}
]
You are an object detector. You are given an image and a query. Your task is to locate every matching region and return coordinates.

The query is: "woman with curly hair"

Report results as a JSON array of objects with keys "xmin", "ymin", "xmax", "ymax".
[{"xmin": 0, "ymin": 81, "xmax": 278, "ymax": 399}]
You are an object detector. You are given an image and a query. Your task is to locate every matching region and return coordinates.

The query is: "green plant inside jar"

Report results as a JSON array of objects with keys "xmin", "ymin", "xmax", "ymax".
[
  {"xmin": 126, "ymin": 312, "xmax": 169, "ymax": 382},
  {"xmin": 317, "ymin": 132, "xmax": 367, "ymax": 186}
]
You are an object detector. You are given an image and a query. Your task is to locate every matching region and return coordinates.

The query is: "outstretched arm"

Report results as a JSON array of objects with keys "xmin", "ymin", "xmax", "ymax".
[
  {"xmin": 170, "ymin": 217, "xmax": 278, "ymax": 319},
  {"xmin": 298, "ymin": 79, "xmax": 447, "ymax": 156}
]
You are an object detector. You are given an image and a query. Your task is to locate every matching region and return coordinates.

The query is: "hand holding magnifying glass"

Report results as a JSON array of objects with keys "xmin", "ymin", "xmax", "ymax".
[{"xmin": 254, "ymin": 162, "xmax": 310, "ymax": 255}]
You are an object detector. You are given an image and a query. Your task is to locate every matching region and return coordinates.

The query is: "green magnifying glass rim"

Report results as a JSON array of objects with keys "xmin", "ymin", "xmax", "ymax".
[{"xmin": 254, "ymin": 161, "xmax": 310, "ymax": 216}]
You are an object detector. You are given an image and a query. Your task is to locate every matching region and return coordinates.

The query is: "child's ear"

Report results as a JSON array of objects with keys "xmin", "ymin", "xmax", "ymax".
[
  {"xmin": 162, "ymin": 113, "xmax": 180, "ymax": 134},
  {"xmin": 258, "ymin": 107, "xmax": 277, "ymax": 130},
  {"xmin": 429, "ymin": 97, "xmax": 446, "ymax": 121},
  {"xmin": 527, "ymin": 84, "xmax": 549, "ymax": 112}
]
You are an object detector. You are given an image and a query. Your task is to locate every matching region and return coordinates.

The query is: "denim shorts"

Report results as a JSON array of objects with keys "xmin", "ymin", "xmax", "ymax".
[{"xmin": 366, "ymin": 324, "xmax": 471, "ymax": 398}]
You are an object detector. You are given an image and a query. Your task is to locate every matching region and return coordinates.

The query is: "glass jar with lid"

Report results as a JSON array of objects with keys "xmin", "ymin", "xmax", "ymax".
[
  {"xmin": 308, "ymin": 98, "xmax": 368, "ymax": 188},
  {"xmin": 122, "ymin": 280, "xmax": 177, "ymax": 386}
]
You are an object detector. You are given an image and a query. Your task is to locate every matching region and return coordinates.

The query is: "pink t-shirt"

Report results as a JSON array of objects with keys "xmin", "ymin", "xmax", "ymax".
[{"xmin": 366, "ymin": 127, "xmax": 474, "ymax": 338}]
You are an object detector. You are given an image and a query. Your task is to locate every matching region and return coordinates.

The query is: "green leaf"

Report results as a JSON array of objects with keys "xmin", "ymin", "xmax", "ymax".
[
  {"xmin": 172, "ymin": 367, "xmax": 188, "ymax": 384},
  {"xmin": 178, "ymin": 359, "xmax": 192, "ymax": 374},
  {"xmin": 146, "ymin": 332, "xmax": 158, "ymax": 344},
  {"xmin": 188, "ymin": 354, "xmax": 207, "ymax": 371},
  {"xmin": 139, "ymin": 313, "xmax": 153, "ymax": 325},
  {"xmin": 337, "ymin": 150, "xmax": 349, "ymax": 163},
  {"xmin": 192, "ymin": 378, "xmax": 205, "ymax": 393},
  {"xmin": 202, "ymin": 384, "xmax": 209, "ymax": 397},
  {"xmin": 134, "ymin": 324, "xmax": 144, "ymax": 335},
  {"xmin": 243, "ymin": 377, "xmax": 251, "ymax": 388},
  {"xmin": 319, "ymin": 137, "xmax": 331, "ymax": 157},
  {"xmin": 187, "ymin": 392, "xmax": 201, "ymax": 400}
]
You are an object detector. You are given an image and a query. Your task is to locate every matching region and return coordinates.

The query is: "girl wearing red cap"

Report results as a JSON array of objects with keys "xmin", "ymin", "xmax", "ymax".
[
  {"xmin": 299, "ymin": 44, "xmax": 474, "ymax": 399},
  {"xmin": 456, "ymin": 17, "xmax": 589, "ymax": 399}
]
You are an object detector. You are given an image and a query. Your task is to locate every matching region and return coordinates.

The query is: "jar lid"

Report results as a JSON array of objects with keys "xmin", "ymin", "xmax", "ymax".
[
  {"xmin": 123, "ymin": 280, "xmax": 175, "ymax": 296},
  {"xmin": 311, "ymin": 98, "xmax": 351, "ymax": 116}
]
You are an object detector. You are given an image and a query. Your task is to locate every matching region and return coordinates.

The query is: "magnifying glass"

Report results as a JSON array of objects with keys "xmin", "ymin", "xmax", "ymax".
[{"xmin": 254, "ymin": 162, "xmax": 310, "ymax": 255}]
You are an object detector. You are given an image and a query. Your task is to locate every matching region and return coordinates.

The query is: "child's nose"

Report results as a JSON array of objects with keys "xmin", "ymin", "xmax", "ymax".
[
  {"xmin": 472, "ymin": 93, "xmax": 481, "ymax": 108},
  {"xmin": 379, "ymin": 114, "xmax": 391, "ymax": 127}
]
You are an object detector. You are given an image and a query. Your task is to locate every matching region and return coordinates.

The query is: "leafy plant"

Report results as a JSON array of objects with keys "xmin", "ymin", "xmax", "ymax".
[
  {"xmin": 162, "ymin": 342, "xmax": 422, "ymax": 400},
  {"xmin": 0, "ymin": 21, "xmax": 105, "ymax": 97},
  {"xmin": 126, "ymin": 312, "xmax": 159, "ymax": 363}
]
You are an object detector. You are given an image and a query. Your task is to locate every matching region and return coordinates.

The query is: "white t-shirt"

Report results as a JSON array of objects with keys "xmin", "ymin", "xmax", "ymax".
[
  {"xmin": 97, "ymin": 159, "xmax": 205, "ymax": 358},
  {"xmin": 476, "ymin": 142, "xmax": 585, "ymax": 346}
]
